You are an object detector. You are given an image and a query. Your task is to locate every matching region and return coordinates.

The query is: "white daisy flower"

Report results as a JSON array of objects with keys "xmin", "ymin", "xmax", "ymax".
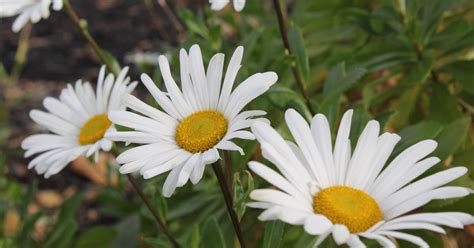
[
  {"xmin": 248, "ymin": 109, "xmax": 473, "ymax": 247},
  {"xmin": 22, "ymin": 66, "xmax": 137, "ymax": 178},
  {"xmin": 0, "ymin": 0, "xmax": 63, "ymax": 32},
  {"xmin": 105, "ymin": 44, "xmax": 277, "ymax": 197},
  {"xmin": 210, "ymin": 0, "xmax": 246, "ymax": 12}
]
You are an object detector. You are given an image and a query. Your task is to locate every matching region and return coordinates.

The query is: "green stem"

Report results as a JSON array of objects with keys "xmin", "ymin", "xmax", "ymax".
[
  {"xmin": 126, "ymin": 174, "xmax": 180, "ymax": 248},
  {"xmin": 63, "ymin": 0, "xmax": 118, "ymax": 75},
  {"xmin": 212, "ymin": 162, "xmax": 247, "ymax": 248},
  {"xmin": 10, "ymin": 23, "xmax": 32, "ymax": 84},
  {"xmin": 271, "ymin": 0, "xmax": 315, "ymax": 115}
]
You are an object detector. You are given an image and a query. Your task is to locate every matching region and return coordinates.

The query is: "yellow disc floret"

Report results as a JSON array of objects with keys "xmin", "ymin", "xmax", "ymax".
[
  {"xmin": 176, "ymin": 110, "xmax": 228, "ymax": 153},
  {"xmin": 313, "ymin": 186, "xmax": 383, "ymax": 233},
  {"xmin": 78, "ymin": 114, "xmax": 112, "ymax": 145}
]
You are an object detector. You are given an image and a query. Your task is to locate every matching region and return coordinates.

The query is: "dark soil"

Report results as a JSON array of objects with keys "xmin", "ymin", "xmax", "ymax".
[{"xmin": 0, "ymin": 0, "xmax": 195, "ymax": 82}]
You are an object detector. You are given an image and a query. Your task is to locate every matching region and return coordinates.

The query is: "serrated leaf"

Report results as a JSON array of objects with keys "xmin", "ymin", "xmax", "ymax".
[
  {"xmin": 288, "ymin": 24, "xmax": 310, "ymax": 82},
  {"xmin": 201, "ymin": 217, "xmax": 226, "ymax": 248},
  {"xmin": 262, "ymin": 220, "xmax": 285, "ymax": 248}
]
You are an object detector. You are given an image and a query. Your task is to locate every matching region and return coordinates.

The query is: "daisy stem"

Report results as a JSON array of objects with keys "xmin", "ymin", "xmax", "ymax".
[
  {"xmin": 126, "ymin": 174, "xmax": 181, "ymax": 248},
  {"xmin": 271, "ymin": 0, "xmax": 316, "ymax": 115},
  {"xmin": 10, "ymin": 23, "xmax": 32, "ymax": 84},
  {"xmin": 62, "ymin": 0, "xmax": 119, "ymax": 75},
  {"xmin": 224, "ymin": 151, "xmax": 233, "ymax": 194},
  {"xmin": 212, "ymin": 162, "xmax": 247, "ymax": 248}
]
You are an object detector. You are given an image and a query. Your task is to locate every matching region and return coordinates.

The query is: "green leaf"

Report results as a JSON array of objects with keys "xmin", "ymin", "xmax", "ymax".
[
  {"xmin": 322, "ymin": 62, "xmax": 367, "ymax": 101},
  {"xmin": 154, "ymin": 190, "xmax": 168, "ymax": 220},
  {"xmin": 428, "ymin": 83, "xmax": 462, "ymax": 124},
  {"xmin": 57, "ymin": 194, "xmax": 83, "ymax": 222},
  {"xmin": 421, "ymin": 0, "xmax": 463, "ymax": 45},
  {"xmin": 387, "ymin": 86, "xmax": 420, "ymax": 130},
  {"xmin": 233, "ymin": 171, "xmax": 254, "ymax": 220},
  {"xmin": 262, "ymin": 220, "xmax": 285, "ymax": 248},
  {"xmin": 348, "ymin": 106, "xmax": 372, "ymax": 144},
  {"xmin": 452, "ymin": 145, "xmax": 474, "ymax": 175},
  {"xmin": 17, "ymin": 212, "xmax": 43, "ymax": 248},
  {"xmin": 403, "ymin": 56, "xmax": 433, "ymax": 86},
  {"xmin": 74, "ymin": 226, "xmax": 117, "ymax": 248},
  {"xmin": 186, "ymin": 225, "xmax": 200, "ymax": 248},
  {"xmin": 288, "ymin": 24, "xmax": 310, "ymax": 82},
  {"xmin": 320, "ymin": 62, "xmax": 366, "ymax": 129},
  {"xmin": 438, "ymin": 30, "xmax": 474, "ymax": 57},
  {"xmin": 428, "ymin": 18, "xmax": 471, "ymax": 49},
  {"xmin": 176, "ymin": 7, "xmax": 209, "ymax": 39},
  {"xmin": 441, "ymin": 60, "xmax": 474, "ymax": 94},
  {"xmin": 268, "ymin": 86, "xmax": 311, "ymax": 121},
  {"xmin": 143, "ymin": 236, "xmax": 169, "ymax": 248},
  {"xmin": 201, "ymin": 217, "xmax": 226, "ymax": 248},
  {"xmin": 392, "ymin": 121, "xmax": 443, "ymax": 157},
  {"xmin": 268, "ymin": 86, "xmax": 304, "ymax": 109},
  {"xmin": 101, "ymin": 50, "xmax": 121, "ymax": 76},
  {"xmin": 97, "ymin": 188, "xmax": 135, "ymax": 216},
  {"xmin": 433, "ymin": 117, "xmax": 471, "ymax": 160},
  {"xmin": 42, "ymin": 194, "xmax": 83, "ymax": 248},
  {"xmin": 112, "ymin": 215, "xmax": 140, "ymax": 248},
  {"xmin": 43, "ymin": 219, "xmax": 77, "ymax": 248},
  {"xmin": 316, "ymin": 236, "xmax": 338, "ymax": 248}
]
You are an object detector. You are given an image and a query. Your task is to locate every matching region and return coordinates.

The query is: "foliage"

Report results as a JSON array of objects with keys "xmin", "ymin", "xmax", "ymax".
[{"xmin": 0, "ymin": 0, "xmax": 473, "ymax": 247}]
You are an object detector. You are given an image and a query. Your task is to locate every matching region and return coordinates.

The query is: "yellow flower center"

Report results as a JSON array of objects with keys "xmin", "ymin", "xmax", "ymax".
[
  {"xmin": 313, "ymin": 186, "xmax": 383, "ymax": 233},
  {"xmin": 176, "ymin": 110, "xmax": 228, "ymax": 153},
  {"xmin": 78, "ymin": 114, "xmax": 112, "ymax": 145}
]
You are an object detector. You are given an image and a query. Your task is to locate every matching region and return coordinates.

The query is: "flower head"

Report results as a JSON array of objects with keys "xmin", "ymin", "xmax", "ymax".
[
  {"xmin": 22, "ymin": 66, "xmax": 137, "ymax": 178},
  {"xmin": 106, "ymin": 44, "xmax": 277, "ymax": 197},
  {"xmin": 210, "ymin": 0, "xmax": 246, "ymax": 12},
  {"xmin": 0, "ymin": 0, "xmax": 63, "ymax": 32},
  {"xmin": 248, "ymin": 109, "xmax": 473, "ymax": 247}
]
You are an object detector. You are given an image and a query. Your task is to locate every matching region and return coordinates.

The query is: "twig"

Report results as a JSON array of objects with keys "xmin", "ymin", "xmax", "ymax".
[
  {"xmin": 271, "ymin": 0, "xmax": 315, "ymax": 115},
  {"xmin": 63, "ymin": 0, "xmax": 118, "ymax": 75},
  {"xmin": 142, "ymin": 0, "xmax": 172, "ymax": 42},
  {"xmin": 457, "ymin": 98, "xmax": 474, "ymax": 114},
  {"xmin": 126, "ymin": 174, "xmax": 180, "ymax": 248},
  {"xmin": 212, "ymin": 163, "xmax": 247, "ymax": 248},
  {"xmin": 157, "ymin": 0, "xmax": 184, "ymax": 35}
]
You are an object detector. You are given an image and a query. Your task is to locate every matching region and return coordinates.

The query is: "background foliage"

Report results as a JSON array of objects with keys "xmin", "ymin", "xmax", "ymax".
[{"xmin": 0, "ymin": 0, "xmax": 473, "ymax": 247}]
